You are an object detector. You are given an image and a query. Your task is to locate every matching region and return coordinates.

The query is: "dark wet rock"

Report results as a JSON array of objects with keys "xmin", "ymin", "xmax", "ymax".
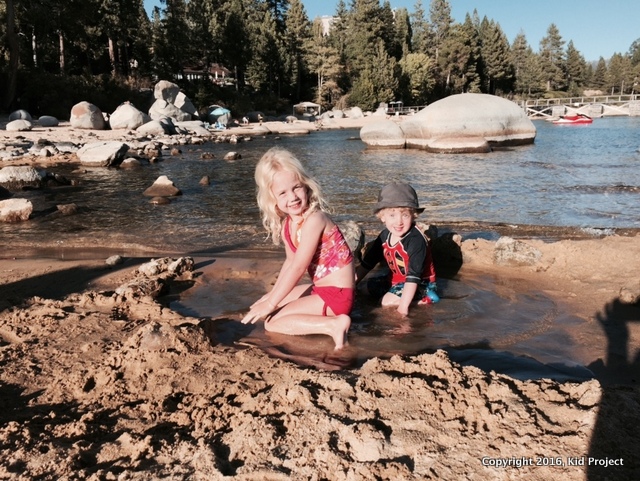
[
  {"xmin": 56, "ymin": 203, "xmax": 78, "ymax": 216},
  {"xmin": 224, "ymin": 152, "xmax": 241, "ymax": 160}
]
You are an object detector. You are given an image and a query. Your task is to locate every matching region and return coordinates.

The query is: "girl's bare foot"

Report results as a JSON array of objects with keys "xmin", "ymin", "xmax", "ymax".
[{"xmin": 332, "ymin": 314, "xmax": 351, "ymax": 350}]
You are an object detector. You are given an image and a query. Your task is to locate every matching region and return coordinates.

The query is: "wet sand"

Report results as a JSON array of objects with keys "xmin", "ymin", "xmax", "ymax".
[{"xmin": 1, "ymin": 120, "xmax": 639, "ymax": 479}]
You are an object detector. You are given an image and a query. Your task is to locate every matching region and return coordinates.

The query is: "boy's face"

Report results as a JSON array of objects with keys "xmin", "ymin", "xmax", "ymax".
[{"xmin": 379, "ymin": 207, "xmax": 414, "ymax": 238}]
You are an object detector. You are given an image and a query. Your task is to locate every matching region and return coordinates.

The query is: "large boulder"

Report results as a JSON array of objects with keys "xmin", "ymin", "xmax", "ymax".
[
  {"xmin": 148, "ymin": 99, "xmax": 192, "ymax": 123},
  {"xmin": 174, "ymin": 92, "xmax": 198, "ymax": 119},
  {"xmin": 154, "ymin": 80, "xmax": 181, "ymax": 103},
  {"xmin": 70, "ymin": 101, "xmax": 106, "ymax": 130},
  {"xmin": 110, "ymin": 102, "xmax": 150, "ymax": 130},
  {"xmin": 360, "ymin": 120, "xmax": 406, "ymax": 149},
  {"xmin": 401, "ymin": 93, "xmax": 536, "ymax": 152}
]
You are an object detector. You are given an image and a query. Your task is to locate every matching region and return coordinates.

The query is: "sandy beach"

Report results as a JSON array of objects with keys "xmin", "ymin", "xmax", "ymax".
[{"xmin": 1, "ymin": 118, "xmax": 639, "ymax": 480}]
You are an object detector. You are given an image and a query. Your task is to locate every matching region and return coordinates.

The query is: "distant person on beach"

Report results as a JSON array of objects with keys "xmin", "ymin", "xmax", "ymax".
[
  {"xmin": 356, "ymin": 182, "xmax": 439, "ymax": 316},
  {"xmin": 241, "ymin": 147, "xmax": 355, "ymax": 349}
]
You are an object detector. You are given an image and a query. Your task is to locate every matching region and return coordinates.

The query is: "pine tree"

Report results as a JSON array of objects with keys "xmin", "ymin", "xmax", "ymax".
[
  {"xmin": 344, "ymin": 0, "xmax": 385, "ymax": 79},
  {"xmin": 429, "ymin": 0, "xmax": 452, "ymax": 63},
  {"xmin": 478, "ymin": 18, "xmax": 513, "ymax": 95},
  {"xmin": 410, "ymin": 0, "xmax": 430, "ymax": 54},
  {"xmin": 539, "ymin": 23, "xmax": 566, "ymax": 92},
  {"xmin": 306, "ymin": 18, "xmax": 343, "ymax": 107},
  {"xmin": 439, "ymin": 15, "xmax": 480, "ymax": 94},
  {"xmin": 606, "ymin": 53, "xmax": 633, "ymax": 94},
  {"xmin": 285, "ymin": 0, "xmax": 311, "ymax": 101},
  {"xmin": 565, "ymin": 40, "xmax": 587, "ymax": 95},
  {"xmin": 592, "ymin": 57, "xmax": 607, "ymax": 90},
  {"xmin": 511, "ymin": 32, "xmax": 543, "ymax": 97}
]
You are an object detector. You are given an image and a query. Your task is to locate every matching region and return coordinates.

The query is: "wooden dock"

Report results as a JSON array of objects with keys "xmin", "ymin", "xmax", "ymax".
[{"xmin": 517, "ymin": 94, "xmax": 640, "ymax": 119}]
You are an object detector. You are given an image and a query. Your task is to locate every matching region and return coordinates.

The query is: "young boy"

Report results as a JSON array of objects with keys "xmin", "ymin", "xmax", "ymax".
[{"xmin": 356, "ymin": 182, "xmax": 439, "ymax": 316}]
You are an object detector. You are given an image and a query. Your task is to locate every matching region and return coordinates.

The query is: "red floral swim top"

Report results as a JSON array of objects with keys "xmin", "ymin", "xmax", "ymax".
[{"xmin": 283, "ymin": 218, "xmax": 353, "ymax": 282}]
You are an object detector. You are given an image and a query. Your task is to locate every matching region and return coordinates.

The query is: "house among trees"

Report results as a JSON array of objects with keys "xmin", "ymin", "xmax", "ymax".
[{"xmin": 176, "ymin": 64, "xmax": 233, "ymax": 86}]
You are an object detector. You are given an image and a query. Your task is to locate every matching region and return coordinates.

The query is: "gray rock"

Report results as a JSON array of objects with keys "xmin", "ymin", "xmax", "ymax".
[
  {"xmin": 76, "ymin": 141, "xmax": 129, "ymax": 167},
  {"xmin": 175, "ymin": 120, "xmax": 211, "ymax": 137},
  {"xmin": 38, "ymin": 115, "xmax": 59, "ymax": 127},
  {"xmin": 0, "ymin": 166, "xmax": 44, "ymax": 190},
  {"xmin": 9, "ymin": 109, "xmax": 33, "ymax": 121},
  {"xmin": 137, "ymin": 120, "xmax": 169, "ymax": 136}
]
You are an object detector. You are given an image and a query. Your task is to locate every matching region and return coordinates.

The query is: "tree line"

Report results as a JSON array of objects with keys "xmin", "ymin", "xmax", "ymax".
[{"xmin": 2, "ymin": 0, "xmax": 640, "ymax": 117}]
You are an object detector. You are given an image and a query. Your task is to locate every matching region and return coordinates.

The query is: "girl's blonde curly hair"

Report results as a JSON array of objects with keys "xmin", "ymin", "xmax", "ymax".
[{"xmin": 255, "ymin": 147, "xmax": 328, "ymax": 245}]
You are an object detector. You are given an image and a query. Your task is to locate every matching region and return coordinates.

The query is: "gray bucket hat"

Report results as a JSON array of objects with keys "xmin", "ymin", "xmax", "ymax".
[{"xmin": 374, "ymin": 182, "xmax": 425, "ymax": 213}]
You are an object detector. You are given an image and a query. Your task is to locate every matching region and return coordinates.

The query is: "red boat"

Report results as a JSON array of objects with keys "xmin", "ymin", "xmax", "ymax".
[{"xmin": 552, "ymin": 114, "xmax": 593, "ymax": 125}]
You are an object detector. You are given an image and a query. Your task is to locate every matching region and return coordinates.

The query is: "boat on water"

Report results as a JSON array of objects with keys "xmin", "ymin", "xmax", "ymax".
[{"xmin": 551, "ymin": 114, "xmax": 593, "ymax": 125}]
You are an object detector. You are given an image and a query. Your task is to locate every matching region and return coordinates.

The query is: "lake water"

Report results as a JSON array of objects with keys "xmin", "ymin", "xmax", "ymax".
[
  {"xmin": 3, "ymin": 116, "xmax": 640, "ymax": 380},
  {"xmin": 2, "ymin": 116, "xmax": 640, "ymax": 256}
]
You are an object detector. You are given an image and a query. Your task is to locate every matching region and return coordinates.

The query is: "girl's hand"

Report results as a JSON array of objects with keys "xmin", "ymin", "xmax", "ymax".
[
  {"xmin": 241, "ymin": 299, "xmax": 276, "ymax": 324},
  {"xmin": 250, "ymin": 293, "xmax": 269, "ymax": 308}
]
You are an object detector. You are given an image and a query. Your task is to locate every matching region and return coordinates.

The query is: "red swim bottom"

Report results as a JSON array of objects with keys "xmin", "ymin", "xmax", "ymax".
[{"xmin": 311, "ymin": 286, "xmax": 355, "ymax": 316}]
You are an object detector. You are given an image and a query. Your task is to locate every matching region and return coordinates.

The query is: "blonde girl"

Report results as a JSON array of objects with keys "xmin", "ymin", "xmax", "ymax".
[{"xmin": 241, "ymin": 147, "xmax": 355, "ymax": 350}]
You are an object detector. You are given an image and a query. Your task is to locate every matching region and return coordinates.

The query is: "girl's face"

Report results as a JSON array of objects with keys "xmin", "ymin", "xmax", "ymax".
[
  {"xmin": 379, "ymin": 208, "xmax": 414, "ymax": 238},
  {"xmin": 271, "ymin": 170, "xmax": 309, "ymax": 218}
]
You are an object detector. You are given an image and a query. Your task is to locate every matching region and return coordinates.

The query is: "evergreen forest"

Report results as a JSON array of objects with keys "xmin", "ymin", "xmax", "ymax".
[{"xmin": 2, "ymin": 0, "xmax": 640, "ymax": 119}]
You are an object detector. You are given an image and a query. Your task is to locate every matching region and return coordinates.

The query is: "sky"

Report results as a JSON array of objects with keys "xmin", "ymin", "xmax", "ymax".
[{"xmin": 143, "ymin": 0, "xmax": 640, "ymax": 62}]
